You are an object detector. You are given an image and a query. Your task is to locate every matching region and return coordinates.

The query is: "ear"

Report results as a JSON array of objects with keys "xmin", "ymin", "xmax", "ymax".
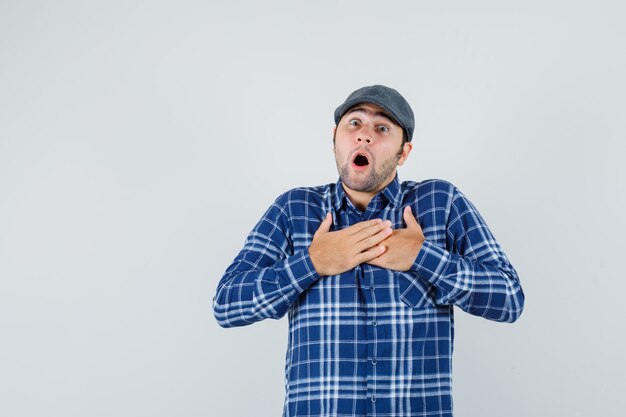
[{"xmin": 397, "ymin": 142, "xmax": 413, "ymax": 166}]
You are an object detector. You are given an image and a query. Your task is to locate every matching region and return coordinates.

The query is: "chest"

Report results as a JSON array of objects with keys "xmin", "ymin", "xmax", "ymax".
[{"xmin": 290, "ymin": 204, "xmax": 447, "ymax": 251}]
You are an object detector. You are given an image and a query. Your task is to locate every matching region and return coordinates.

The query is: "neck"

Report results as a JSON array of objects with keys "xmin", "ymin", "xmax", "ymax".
[
  {"xmin": 343, "ymin": 187, "xmax": 376, "ymax": 211},
  {"xmin": 341, "ymin": 176, "xmax": 395, "ymax": 211}
]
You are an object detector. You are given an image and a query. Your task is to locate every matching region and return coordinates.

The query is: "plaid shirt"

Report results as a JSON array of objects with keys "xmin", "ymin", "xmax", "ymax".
[{"xmin": 214, "ymin": 177, "xmax": 524, "ymax": 417}]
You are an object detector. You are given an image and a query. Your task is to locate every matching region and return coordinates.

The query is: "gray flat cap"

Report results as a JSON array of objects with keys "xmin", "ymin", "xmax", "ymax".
[{"xmin": 334, "ymin": 85, "xmax": 414, "ymax": 142}]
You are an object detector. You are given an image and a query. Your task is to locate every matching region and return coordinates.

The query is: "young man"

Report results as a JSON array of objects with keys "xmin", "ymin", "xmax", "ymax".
[{"xmin": 214, "ymin": 85, "xmax": 524, "ymax": 417}]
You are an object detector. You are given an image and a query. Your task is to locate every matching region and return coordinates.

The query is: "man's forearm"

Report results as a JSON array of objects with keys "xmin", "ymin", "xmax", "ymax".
[
  {"xmin": 213, "ymin": 249, "xmax": 319, "ymax": 328},
  {"xmin": 409, "ymin": 239, "xmax": 524, "ymax": 322}
]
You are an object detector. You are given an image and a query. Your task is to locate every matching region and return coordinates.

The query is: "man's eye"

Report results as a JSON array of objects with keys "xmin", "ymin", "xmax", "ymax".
[
  {"xmin": 378, "ymin": 125, "xmax": 389, "ymax": 132},
  {"xmin": 349, "ymin": 119, "xmax": 359, "ymax": 126}
]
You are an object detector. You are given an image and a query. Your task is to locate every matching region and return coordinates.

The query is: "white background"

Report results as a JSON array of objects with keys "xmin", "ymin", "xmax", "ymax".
[{"xmin": 1, "ymin": 1, "xmax": 625, "ymax": 416}]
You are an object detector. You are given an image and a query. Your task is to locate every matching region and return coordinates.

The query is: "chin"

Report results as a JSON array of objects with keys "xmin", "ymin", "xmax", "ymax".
[{"xmin": 342, "ymin": 178, "xmax": 380, "ymax": 193}]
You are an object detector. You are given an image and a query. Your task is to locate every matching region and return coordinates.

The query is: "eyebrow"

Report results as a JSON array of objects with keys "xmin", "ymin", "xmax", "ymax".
[{"xmin": 345, "ymin": 107, "xmax": 398, "ymax": 125}]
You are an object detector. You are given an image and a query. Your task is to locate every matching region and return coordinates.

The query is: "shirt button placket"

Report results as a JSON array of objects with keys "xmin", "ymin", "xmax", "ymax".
[{"xmin": 366, "ymin": 273, "xmax": 378, "ymax": 413}]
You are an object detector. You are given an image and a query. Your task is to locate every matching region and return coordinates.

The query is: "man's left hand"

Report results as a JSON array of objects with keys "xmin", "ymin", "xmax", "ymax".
[{"xmin": 367, "ymin": 206, "xmax": 425, "ymax": 272}]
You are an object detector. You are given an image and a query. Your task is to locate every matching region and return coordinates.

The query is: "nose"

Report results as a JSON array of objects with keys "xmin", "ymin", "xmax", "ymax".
[{"xmin": 357, "ymin": 129, "xmax": 373, "ymax": 144}]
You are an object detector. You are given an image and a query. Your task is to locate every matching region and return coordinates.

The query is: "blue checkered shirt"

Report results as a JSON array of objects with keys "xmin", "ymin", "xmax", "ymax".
[{"xmin": 214, "ymin": 177, "xmax": 524, "ymax": 417}]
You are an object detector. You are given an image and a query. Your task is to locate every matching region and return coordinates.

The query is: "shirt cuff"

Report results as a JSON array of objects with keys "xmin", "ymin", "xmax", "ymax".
[
  {"xmin": 410, "ymin": 240, "xmax": 452, "ymax": 285},
  {"xmin": 281, "ymin": 249, "xmax": 321, "ymax": 294}
]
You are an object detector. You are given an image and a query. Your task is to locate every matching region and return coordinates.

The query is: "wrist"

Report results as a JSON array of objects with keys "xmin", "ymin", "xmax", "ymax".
[{"xmin": 307, "ymin": 246, "xmax": 327, "ymax": 277}]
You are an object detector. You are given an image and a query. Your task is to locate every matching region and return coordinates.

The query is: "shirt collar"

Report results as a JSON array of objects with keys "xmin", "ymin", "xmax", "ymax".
[{"xmin": 333, "ymin": 175, "xmax": 402, "ymax": 212}]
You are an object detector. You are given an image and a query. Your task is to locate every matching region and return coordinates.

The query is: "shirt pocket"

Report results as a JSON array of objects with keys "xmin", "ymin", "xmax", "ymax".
[{"xmin": 396, "ymin": 271, "xmax": 437, "ymax": 309}]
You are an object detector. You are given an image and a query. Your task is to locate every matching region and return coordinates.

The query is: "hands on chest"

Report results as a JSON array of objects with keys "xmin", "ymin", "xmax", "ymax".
[{"xmin": 308, "ymin": 206, "xmax": 425, "ymax": 277}]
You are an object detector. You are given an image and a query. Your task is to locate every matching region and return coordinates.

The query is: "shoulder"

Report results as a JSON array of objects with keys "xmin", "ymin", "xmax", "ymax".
[
  {"xmin": 401, "ymin": 178, "xmax": 462, "ymax": 205},
  {"xmin": 402, "ymin": 178, "xmax": 458, "ymax": 192}
]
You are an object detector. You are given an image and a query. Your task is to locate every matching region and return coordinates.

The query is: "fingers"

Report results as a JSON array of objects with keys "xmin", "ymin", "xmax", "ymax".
[
  {"xmin": 356, "ymin": 244, "xmax": 386, "ymax": 264},
  {"xmin": 345, "ymin": 218, "xmax": 385, "ymax": 236},
  {"xmin": 314, "ymin": 212, "xmax": 333, "ymax": 236},
  {"xmin": 350, "ymin": 219, "xmax": 392, "ymax": 239},
  {"xmin": 403, "ymin": 206, "xmax": 419, "ymax": 228},
  {"xmin": 341, "ymin": 219, "xmax": 392, "ymax": 251},
  {"xmin": 356, "ymin": 224, "xmax": 393, "ymax": 252},
  {"xmin": 314, "ymin": 215, "xmax": 392, "ymax": 250}
]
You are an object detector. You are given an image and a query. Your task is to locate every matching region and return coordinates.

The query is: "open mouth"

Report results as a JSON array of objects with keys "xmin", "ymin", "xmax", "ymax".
[{"xmin": 353, "ymin": 154, "xmax": 369, "ymax": 167}]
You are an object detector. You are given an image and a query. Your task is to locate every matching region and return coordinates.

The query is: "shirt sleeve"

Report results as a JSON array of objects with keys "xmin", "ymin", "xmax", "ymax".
[
  {"xmin": 410, "ymin": 186, "xmax": 525, "ymax": 322},
  {"xmin": 213, "ymin": 196, "xmax": 320, "ymax": 328}
]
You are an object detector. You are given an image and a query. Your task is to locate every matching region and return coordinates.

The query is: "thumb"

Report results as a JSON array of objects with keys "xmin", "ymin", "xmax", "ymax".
[
  {"xmin": 315, "ymin": 212, "xmax": 333, "ymax": 235},
  {"xmin": 403, "ymin": 206, "xmax": 419, "ymax": 229}
]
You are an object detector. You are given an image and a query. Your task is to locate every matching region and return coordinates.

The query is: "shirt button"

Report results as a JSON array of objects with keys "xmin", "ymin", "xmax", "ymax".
[
  {"xmin": 369, "ymin": 285, "xmax": 375, "ymax": 291},
  {"xmin": 371, "ymin": 321, "xmax": 377, "ymax": 327},
  {"xmin": 371, "ymin": 395, "xmax": 376, "ymax": 403},
  {"xmin": 372, "ymin": 359, "xmax": 377, "ymax": 365}
]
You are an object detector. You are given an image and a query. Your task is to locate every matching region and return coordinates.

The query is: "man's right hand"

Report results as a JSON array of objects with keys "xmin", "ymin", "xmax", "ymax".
[{"xmin": 308, "ymin": 213, "xmax": 392, "ymax": 277}]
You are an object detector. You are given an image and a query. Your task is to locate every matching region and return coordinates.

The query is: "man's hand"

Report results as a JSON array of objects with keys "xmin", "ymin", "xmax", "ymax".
[
  {"xmin": 367, "ymin": 206, "xmax": 425, "ymax": 272},
  {"xmin": 309, "ymin": 213, "xmax": 392, "ymax": 276}
]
